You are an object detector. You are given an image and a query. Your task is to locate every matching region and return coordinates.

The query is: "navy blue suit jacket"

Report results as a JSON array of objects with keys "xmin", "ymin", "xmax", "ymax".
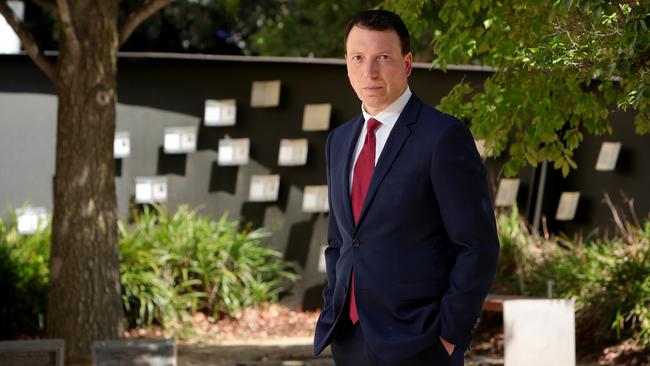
[{"xmin": 313, "ymin": 94, "xmax": 500, "ymax": 363}]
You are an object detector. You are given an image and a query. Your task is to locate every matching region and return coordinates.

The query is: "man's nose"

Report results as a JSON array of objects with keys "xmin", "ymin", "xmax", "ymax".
[{"xmin": 364, "ymin": 59, "xmax": 379, "ymax": 78}]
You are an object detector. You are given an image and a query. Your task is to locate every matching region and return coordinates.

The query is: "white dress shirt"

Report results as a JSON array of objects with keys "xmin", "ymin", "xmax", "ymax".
[{"xmin": 350, "ymin": 86, "xmax": 412, "ymax": 189}]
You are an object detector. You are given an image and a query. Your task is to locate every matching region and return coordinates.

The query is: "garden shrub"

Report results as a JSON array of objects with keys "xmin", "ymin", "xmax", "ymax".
[
  {"xmin": 494, "ymin": 203, "xmax": 650, "ymax": 350},
  {"xmin": 0, "ymin": 209, "xmax": 50, "ymax": 339},
  {"xmin": 119, "ymin": 205, "xmax": 297, "ymax": 328},
  {"xmin": 0, "ymin": 204, "xmax": 296, "ymax": 334}
]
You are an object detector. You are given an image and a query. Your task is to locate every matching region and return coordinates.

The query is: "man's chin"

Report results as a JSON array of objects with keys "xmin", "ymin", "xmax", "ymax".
[{"xmin": 361, "ymin": 92, "xmax": 385, "ymax": 99}]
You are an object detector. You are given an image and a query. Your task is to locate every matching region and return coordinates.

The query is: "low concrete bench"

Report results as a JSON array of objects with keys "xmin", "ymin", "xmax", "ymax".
[{"xmin": 0, "ymin": 339, "xmax": 64, "ymax": 366}]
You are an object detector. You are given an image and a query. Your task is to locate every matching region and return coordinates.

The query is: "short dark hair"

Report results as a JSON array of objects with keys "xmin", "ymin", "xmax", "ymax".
[{"xmin": 344, "ymin": 9, "xmax": 411, "ymax": 55}]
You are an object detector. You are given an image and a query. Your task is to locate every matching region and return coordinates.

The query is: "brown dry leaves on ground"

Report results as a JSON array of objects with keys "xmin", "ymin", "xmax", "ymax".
[
  {"xmin": 470, "ymin": 333, "xmax": 504, "ymax": 359},
  {"xmin": 124, "ymin": 304, "xmax": 320, "ymax": 344},
  {"xmin": 598, "ymin": 341, "xmax": 650, "ymax": 366}
]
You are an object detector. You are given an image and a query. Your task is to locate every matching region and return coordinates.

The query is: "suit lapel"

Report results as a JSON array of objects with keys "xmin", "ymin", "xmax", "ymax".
[
  {"xmin": 354, "ymin": 95, "xmax": 422, "ymax": 232},
  {"xmin": 339, "ymin": 115, "xmax": 364, "ymax": 231}
]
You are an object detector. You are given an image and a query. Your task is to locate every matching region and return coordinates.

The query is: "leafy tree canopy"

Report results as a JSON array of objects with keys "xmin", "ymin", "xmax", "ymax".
[
  {"xmin": 385, "ymin": 0, "xmax": 649, "ymax": 176},
  {"xmin": 246, "ymin": 0, "xmax": 377, "ymax": 57}
]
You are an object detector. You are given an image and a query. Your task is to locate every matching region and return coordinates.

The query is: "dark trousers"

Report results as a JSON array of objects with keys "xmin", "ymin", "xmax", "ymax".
[{"xmin": 330, "ymin": 319, "xmax": 464, "ymax": 366}]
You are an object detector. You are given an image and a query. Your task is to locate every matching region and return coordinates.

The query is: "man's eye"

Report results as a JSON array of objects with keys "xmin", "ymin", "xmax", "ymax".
[
  {"xmin": 352, "ymin": 55, "xmax": 363, "ymax": 62},
  {"xmin": 378, "ymin": 55, "xmax": 390, "ymax": 61}
]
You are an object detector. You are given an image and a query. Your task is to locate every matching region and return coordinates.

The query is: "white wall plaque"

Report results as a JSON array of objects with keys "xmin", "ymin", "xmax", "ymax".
[
  {"xmin": 318, "ymin": 245, "xmax": 327, "ymax": 273},
  {"xmin": 474, "ymin": 139, "xmax": 493, "ymax": 158},
  {"xmin": 555, "ymin": 191, "xmax": 580, "ymax": 221},
  {"xmin": 595, "ymin": 141, "xmax": 621, "ymax": 171},
  {"xmin": 302, "ymin": 185, "xmax": 329, "ymax": 213},
  {"xmin": 302, "ymin": 103, "xmax": 332, "ymax": 131},
  {"xmin": 250, "ymin": 80, "xmax": 281, "ymax": 107},
  {"xmin": 204, "ymin": 99, "xmax": 237, "ymax": 126},
  {"xmin": 278, "ymin": 138, "xmax": 308, "ymax": 166},
  {"xmin": 163, "ymin": 126, "xmax": 197, "ymax": 154},
  {"xmin": 16, "ymin": 206, "xmax": 48, "ymax": 235},
  {"xmin": 248, "ymin": 174, "xmax": 280, "ymax": 202},
  {"xmin": 0, "ymin": 1, "xmax": 25, "ymax": 54},
  {"xmin": 113, "ymin": 131, "xmax": 131, "ymax": 159},
  {"xmin": 218, "ymin": 138, "xmax": 249, "ymax": 166},
  {"xmin": 135, "ymin": 177, "xmax": 168, "ymax": 204},
  {"xmin": 495, "ymin": 178, "xmax": 520, "ymax": 207},
  {"xmin": 504, "ymin": 299, "xmax": 575, "ymax": 366}
]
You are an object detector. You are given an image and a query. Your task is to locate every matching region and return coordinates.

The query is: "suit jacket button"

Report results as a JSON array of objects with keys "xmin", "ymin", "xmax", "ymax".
[{"xmin": 352, "ymin": 239, "xmax": 360, "ymax": 247}]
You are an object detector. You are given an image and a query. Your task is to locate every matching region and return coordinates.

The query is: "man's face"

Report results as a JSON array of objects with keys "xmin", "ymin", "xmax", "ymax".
[{"xmin": 345, "ymin": 26, "xmax": 412, "ymax": 115}]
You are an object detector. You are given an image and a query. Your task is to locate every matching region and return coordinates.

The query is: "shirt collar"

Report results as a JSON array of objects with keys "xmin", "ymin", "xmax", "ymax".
[{"xmin": 361, "ymin": 86, "xmax": 412, "ymax": 129}]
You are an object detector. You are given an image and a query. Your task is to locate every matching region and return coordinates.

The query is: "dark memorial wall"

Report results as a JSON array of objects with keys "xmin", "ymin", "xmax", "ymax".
[{"xmin": 0, "ymin": 53, "xmax": 647, "ymax": 309}]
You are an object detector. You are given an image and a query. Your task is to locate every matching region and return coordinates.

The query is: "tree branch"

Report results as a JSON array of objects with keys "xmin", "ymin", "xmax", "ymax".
[
  {"xmin": 56, "ymin": 0, "xmax": 80, "ymax": 62},
  {"xmin": 0, "ymin": 0, "xmax": 57, "ymax": 84},
  {"xmin": 119, "ymin": 0, "xmax": 174, "ymax": 47},
  {"xmin": 31, "ymin": 0, "xmax": 57, "ymax": 12}
]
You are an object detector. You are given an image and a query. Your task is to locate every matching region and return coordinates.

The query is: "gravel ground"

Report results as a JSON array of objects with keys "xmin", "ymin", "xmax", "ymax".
[
  {"xmin": 176, "ymin": 342, "xmax": 507, "ymax": 366},
  {"xmin": 177, "ymin": 340, "xmax": 332, "ymax": 366},
  {"xmin": 125, "ymin": 304, "xmax": 646, "ymax": 366}
]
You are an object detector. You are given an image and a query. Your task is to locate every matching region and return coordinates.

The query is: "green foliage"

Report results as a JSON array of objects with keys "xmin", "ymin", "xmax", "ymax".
[
  {"xmin": 0, "ymin": 204, "xmax": 296, "ymax": 334},
  {"xmin": 245, "ymin": 0, "xmax": 443, "ymax": 60},
  {"xmin": 246, "ymin": 0, "xmax": 378, "ymax": 57},
  {"xmin": 0, "ymin": 208, "xmax": 50, "ymax": 339},
  {"xmin": 118, "ymin": 206, "xmax": 204, "ymax": 328},
  {"xmin": 119, "ymin": 205, "xmax": 297, "ymax": 329},
  {"xmin": 495, "ymin": 204, "xmax": 650, "ymax": 348},
  {"xmin": 565, "ymin": 227, "xmax": 650, "ymax": 349},
  {"xmin": 387, "ymin": 0, "xmax": 650, "ymax": 176}
]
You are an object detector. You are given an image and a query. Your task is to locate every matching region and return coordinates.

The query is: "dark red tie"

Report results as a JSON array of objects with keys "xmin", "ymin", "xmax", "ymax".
[{"xmin": 349, "ymin": 118, "xmax": 382, "ymax": 324}]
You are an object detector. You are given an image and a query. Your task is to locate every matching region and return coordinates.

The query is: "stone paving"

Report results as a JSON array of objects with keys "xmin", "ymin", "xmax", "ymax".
[{"xmin": 177, "ymin": 339, "xmax": 505, "ymax": 366}]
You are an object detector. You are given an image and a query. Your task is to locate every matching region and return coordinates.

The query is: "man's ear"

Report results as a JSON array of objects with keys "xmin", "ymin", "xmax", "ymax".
[{"xmin": 404, "ymin": 52, "xmax": 413, "ymax": 77}]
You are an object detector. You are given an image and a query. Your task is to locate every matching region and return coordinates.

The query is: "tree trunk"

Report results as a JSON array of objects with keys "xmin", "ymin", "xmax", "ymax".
[{"xmin": 46, "ymin": 2, "xmax": 123, "ymax": 365}]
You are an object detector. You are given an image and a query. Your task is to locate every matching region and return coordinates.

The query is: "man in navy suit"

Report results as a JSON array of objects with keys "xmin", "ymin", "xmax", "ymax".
[{"xmin": 313, "ymin": 9, "xmax": 500, "ymax": 366}]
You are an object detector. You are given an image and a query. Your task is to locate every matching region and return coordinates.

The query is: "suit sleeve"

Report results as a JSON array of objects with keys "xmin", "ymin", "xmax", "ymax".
[
  {"xmin": 319, "ymin": 131, "xmax": 342, "ymax": 324},
  {"xmin": 430, "ymin": 119, "xmax": 500, "ymax": 350}
]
